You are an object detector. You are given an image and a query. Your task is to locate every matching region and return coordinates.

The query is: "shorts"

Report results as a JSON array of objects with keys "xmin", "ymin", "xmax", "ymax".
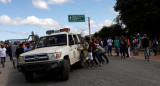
[
  {"xmin": 108, "ymin": 45, "xmax": 112, "ymax": 51},
  {"xmin": 85, "ymin": 52, "xmax": 93, "ymax": 60},
  {"xmin": 12, "ymin": 55, "xmax": 17, "ymax": 60}
]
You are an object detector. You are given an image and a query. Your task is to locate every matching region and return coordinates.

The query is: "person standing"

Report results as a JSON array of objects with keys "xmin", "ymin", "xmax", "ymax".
[
  {"xmin": 142, "ymin": 34, "xmax": 150, "ymax": 61},
  {"xmin": 7, "ymin": 44, "xmax": 12, "ymax": 61},
  {"xmin": 11, "ymin": 42, "xmax": 18, "ymax": 69},
  {"xmin": 103, "ymin": 38, "xmax": 108, "ymax": 52},
  {"xmin": 153, "ymin": 38, "xmax": 158, "ymax": 56},
  {"xmin": 125, "ymin": 36, "xmax": 130, "ymax": 57},
  {"xmin": 120, "ymin": 36, "xmax": 127, "ymax": 59},
  {"xmin": 15, "ymin": 43, "xmax": 24, "ymax": 64},
  {"xmin": 0, "ymin": 44, "xmax": 6, "ymax": 68},
  {"xmin": 24, "ymin": 41, "xmax": 33, "ymax": 52},
  {"xmin": 99, "ymin": 38, "xmax": 103, "ymax": 48},
  {"xmin": 107, "ymin": 36, "xmax": 113, "ymax": 56},
  {"xmin": 133, "ymin": 37, "xmax": 139, "ymax": 56},
  {"xmin": 114, "ymin": 36, "xmax": 120, "ymax": 56}
]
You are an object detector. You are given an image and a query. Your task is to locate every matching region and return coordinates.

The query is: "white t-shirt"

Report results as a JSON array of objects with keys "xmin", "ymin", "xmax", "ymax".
[
  {"xmin": 107, "ymin": 39, "xmax": 113, "ymax": 46},
  {"xmin": 0, "ymin": 48, "xmax": 6, "ymax": 57}
]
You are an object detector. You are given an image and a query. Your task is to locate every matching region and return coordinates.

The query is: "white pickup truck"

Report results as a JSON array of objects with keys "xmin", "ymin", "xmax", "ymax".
[{"xmin": 17, "ymin": 28, "xmax": 85, "ymax": 82}]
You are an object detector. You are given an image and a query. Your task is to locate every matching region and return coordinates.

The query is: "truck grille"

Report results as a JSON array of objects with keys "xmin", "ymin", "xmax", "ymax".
[{"xmin": 25, "ymin": 54, "xmax": 48, "ymax": 62}]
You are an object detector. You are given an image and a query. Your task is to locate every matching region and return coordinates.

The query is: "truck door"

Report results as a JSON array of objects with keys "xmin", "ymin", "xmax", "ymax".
[
  {"xmin": 73, "ymin": 35, "xmax": 81, "ymax": 61},
  {"xmin": 68, "ymin": 34, "xmax": 76, "ymax": 64}
]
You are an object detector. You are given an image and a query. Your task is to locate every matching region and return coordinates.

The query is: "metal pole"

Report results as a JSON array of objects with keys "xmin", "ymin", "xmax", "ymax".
[{"xmin": 88, "ymin": 17, "xmax": 91, "ymax": 39}]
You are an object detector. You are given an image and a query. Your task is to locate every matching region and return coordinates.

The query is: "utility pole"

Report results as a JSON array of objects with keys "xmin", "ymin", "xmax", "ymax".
[{"xmin": 88, "ymin": 17, "xmax": 91, "ymax": 40}]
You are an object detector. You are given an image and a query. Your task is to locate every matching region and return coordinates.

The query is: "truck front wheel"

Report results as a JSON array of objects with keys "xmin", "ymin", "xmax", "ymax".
[{"xmin": 60, "ymin": 59, "xmax": 70, "ymax": 81}]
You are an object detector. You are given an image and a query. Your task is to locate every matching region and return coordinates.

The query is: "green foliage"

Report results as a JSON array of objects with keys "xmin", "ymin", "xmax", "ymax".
[
  {"xmin": 94, "ymin": 24, "xmax": 126, "ymax": 39},
  {"xmin": 114, "ymin": 0, "xmax": 160, "ymax": 38}
]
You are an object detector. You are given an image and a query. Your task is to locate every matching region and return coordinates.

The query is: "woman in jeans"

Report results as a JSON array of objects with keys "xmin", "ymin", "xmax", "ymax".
[{"xmin": 0, "ymin": 45, "xmax": 6, "ymax": 68}]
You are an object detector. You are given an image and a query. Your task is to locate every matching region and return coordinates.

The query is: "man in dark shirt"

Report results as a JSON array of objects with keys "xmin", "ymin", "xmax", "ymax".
[
  {"xmin": 141, "ymin": 34, "xmax": 150, "ymax": 61},
  {"xmin": 15, "ymin": 43, "xmax": 24, "ymax": 64}
]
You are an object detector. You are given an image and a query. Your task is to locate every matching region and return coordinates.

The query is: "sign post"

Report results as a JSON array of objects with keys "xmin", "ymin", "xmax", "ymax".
[{"xmin": 68, "ymin": 15, "xmax": 85, "ymax": 22}]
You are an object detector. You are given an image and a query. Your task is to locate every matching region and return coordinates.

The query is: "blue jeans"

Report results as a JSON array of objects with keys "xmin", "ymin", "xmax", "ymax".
[
  {"xmin": 115, "ymin": 46, "xmax": 119, "ymax": 56},
  {"xmin": 99, "ymin": 52, "xmax": 109, "ymax": 62},
  {"xmin": 143, "ymin": 47, "xmax": 150, "ymax": 59},
  {"xmin": 1, "ymin": 57, "xmax": 6, "ymax": 67},
  {"xmin": 93, "ymin": 51, "xmax": 102, "ymax": 65},
  {"xmin": 133, "ymin": 47, "xmax": 138, "ymax": 55}
]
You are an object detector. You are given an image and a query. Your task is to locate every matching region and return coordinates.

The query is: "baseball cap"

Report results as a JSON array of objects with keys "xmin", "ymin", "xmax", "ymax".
[{"xmin": 26, "ymin": 41, "xmax": 30, "ymax": 45}]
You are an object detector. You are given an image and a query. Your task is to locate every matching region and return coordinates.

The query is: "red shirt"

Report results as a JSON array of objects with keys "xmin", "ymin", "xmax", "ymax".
[{"xmin": 89, "ymin": 41, "xmax": 98, "ymax": 52}]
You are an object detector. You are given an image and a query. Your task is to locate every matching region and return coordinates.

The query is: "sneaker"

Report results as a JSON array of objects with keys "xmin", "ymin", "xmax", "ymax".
[
  {"xmin": 87, "ymin": 66, "xmax": 91, "ymax": 69},
  {"xmin": 91, "ymin": 66, "xmax": 94, "ymax": 69},
  {"xmin": 99, "ymin": 63, "xmax": 103, "ymax": 66},
  {"xmin": 106, "ymin": 61, "xmax": 109, "ymax": 64},
  {"xmin": 148, "ymin": 59, "xmax": 150, "ymax": 61}
]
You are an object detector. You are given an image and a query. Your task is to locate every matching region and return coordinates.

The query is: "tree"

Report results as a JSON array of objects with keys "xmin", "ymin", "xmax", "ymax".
[
  {"xmin": 94, "ymin": 24, "xmax": 126, "ymax": 39},
  {"xmin": 114, "ymin": 0, "xmax": 160, "ymax": 39}
]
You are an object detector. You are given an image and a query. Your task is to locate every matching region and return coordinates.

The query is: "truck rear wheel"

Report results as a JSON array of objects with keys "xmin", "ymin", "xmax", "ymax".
[
  {"xmin": 60, "ymin": 59, "xmax": 70, "ymax": 81},
  {"xmin": 24, "ymin": 72, "xmax": 34, "ymax": 82}
]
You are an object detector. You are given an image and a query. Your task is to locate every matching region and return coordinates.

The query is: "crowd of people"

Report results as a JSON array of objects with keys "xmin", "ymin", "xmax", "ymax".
[
  {"xmin": 76, "ymin": 33, "xmax": 159, "ymax": 68},
  {"xmin": 0, "ymin": 33, "xmax": 159, "ymax": 69},
  {"xmin": 93, "ymin": 33, "xmax": 159, "ymax": 61},
  {"xmin": 0, "ymin": 41, "xmax": 34, "ymax": 68}
]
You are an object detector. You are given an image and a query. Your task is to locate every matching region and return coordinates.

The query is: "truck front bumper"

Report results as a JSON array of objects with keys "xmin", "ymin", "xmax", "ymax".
[{"xmin": 17, "ymin": 60, "xmax": 64, "ymax": 73}]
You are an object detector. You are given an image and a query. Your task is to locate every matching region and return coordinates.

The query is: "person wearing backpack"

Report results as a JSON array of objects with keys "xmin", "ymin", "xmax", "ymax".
[
  {"xmin": 91, "ymin": 38, "xmax": 103, "ymax": 66},
  {"xmin": 77, "ymin": 38, "xmax": 94, "ymax": 68}
]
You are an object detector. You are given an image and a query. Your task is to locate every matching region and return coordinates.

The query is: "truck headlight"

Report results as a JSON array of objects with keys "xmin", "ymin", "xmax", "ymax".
[
  {"xmin": 47, "ymin": 52, "xmax": 62, "ymax": 60},
  {"xmin": 19, "ymin": 56, "xmax": 25, "ymax": 63},
  {"xmin": 47, "ymin": 53, "xmax": 56, "ymax": 60}
]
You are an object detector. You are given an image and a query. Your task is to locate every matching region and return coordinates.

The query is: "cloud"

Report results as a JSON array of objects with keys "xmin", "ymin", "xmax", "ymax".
[
  {"xmin": 32, "ymin": 0, "xmax": 50, "ymax": 10},
  {"xmin": 0, "ymin": 29, "xmax": 28, "ymax": 35},
  {"xmin": 90, "ymin": 20, "xmax": 113, "ymax": 29},
  {"xmin": 74, "ymin": 20, "xmax": 113, "ymax": 36},
  {"xmin": 32, "ymin": 0, "xmax": 73, "ymax": 10},
  {"xmin": 0, "ymin": 15, "xmax": 61, "ymax": 29},
  {"xmin": 111, "ymin": 8, "xmax": 119, "ymax": 15},
  {"xmin": 0, "ymin": 0, "xmax": 12, "ymax": 4},
  {"xmin": 47, "ymin": 0, "xmax": 73, "ymax": 5}
]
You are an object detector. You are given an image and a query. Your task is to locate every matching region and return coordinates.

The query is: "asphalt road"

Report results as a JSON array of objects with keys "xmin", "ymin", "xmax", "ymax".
[{"xmin": 7, "ymin": 56, "xmax": 160, "ymax": 86}]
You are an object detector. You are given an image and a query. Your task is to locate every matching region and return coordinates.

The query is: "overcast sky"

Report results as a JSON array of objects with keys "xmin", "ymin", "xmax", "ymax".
[{"xmin": 0, "ymin": 0, "xmax": 118, "ymax": 41}]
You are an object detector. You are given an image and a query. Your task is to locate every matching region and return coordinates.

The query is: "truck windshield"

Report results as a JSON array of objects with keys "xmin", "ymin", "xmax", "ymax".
[{"xmin": 37, "ymin": 34, "xmax": 67, "ymax": 48}]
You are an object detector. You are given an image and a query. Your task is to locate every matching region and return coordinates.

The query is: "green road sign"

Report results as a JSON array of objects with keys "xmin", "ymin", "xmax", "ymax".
[{"xmin": 68, "ymin": 15, "xmax": 85, "ymax": 22}]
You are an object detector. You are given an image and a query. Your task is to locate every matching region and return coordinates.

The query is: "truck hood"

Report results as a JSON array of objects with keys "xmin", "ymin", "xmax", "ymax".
[{"xmin": 20, "ymin": 46, "xmax": 64, "ymax": 56}]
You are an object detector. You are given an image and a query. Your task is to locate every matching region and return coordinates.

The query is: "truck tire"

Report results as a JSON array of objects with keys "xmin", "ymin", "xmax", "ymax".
[
  {"xmin": 24, "ymin": 72, "xmax": 34, "ymax": 82},
  {"xmin": 60, "ymin": 59, "xmax": 70, "ymax": 81},
  {"xmin": 78, "ymin": 53, "xmax": 85, "ymax": 68}
]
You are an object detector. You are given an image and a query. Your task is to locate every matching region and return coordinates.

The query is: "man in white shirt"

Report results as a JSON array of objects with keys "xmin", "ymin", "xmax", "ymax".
[
  {"xmin": 107, "ymin": 36, "xmax": 113, "ymax": 56},
  {"xmin": 0, "ymin": 44, "xmax": 6, "ymax": 68}
]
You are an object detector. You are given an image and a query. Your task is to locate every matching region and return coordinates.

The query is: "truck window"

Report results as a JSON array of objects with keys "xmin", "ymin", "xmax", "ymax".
[
  {"xmin": 37, "ymin": 34, "xmax": 67, "ymax": 48},
  {"xmin": 73, "ymin": 35, "xmax": 78, "ymax": 44},
  {"xmin": 68, "ymin": 35, "xmax": 74, "ymax": 45},
  {"xmin": 77, "ymin": 34, "xmax": 83, "ymax": 43}
]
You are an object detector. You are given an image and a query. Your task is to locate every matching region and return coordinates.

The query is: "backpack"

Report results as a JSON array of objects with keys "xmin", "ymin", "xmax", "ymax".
[{"xmin": 87, "ymin": 45, "xmax": 92, "ymax": 52}]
